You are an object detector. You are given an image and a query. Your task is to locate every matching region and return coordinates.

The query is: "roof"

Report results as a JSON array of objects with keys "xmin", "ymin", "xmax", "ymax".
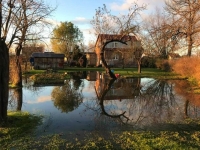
[
  {"xmin": 95, "ymin": 34, "xmax": 138, "ymax": 47},
  {"xmin": 31, "ymin": 52, "xmax": 65, "ymax": 58}
]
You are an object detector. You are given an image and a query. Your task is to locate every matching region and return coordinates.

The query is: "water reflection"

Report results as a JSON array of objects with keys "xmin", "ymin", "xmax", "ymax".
[
  {"xmin": 8, "ymin": 72, "xmax": 200, "ymax": 135},
  {"xmin": 51, "ymin": 80, "xmax": 83, "ymax": 113},
  {"xmin": 93, "ymin": 73, "xmax": 200, "ymax": 128},
  {"xmin": 9, "ymin": 88, "xmax": 22, "ymax": 111}
]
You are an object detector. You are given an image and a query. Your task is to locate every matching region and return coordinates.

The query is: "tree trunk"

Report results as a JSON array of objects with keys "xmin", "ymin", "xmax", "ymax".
[
  {"xmin": 184, "ymin": 99, "xmax": 189, "ymax": 118},
  {"xmin": 14, "ymin": 88, "xmax": 23, "ymax": 111},
  {"xmin": 0, "ymin": 41, "xmax": 9, "ymax": 125},
  {"xmin": 14, "ymin": 44, "xmax": 22, "ymax": 87},
  {"xmin": 187, "ymin": 35, "xmax": 192, "ymax": 57},
  {"xmin": 100, "ymin": 52, "xmax": 116, "ymax": 79},
  {"xmin": 137, "ymin": 60, "xmax": 141, "ymax": 73},
  {"xmin": 122, "ymin": 57, "xmax": 124, "ymax": 69}
]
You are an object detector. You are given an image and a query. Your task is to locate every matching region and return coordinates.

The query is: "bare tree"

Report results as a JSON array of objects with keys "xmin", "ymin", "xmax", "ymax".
[
  {"xmin": 22, "ymin": 43, "xmax": 45, "ymax": 72},
  {"xmin": 12, "ymin": 0, "xmax": 55, "ymax": 87},
  {"xmin": 165, "ymin": 0, "xmax": 200, "ymax": 56},
  {"xmin": 141, "ymin": 9, "xmax": 179, "ymax": 59},
  {"xmin": 91, "ymin": 3, "xmax": 146, "ymax": 77},
  {"xmin": 0, "ymin": 0, "xmax": 54, "ymax": 124}
]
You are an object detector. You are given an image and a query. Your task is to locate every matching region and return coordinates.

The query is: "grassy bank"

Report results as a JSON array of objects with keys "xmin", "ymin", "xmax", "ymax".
[
  {"xmin": 1, "ymin": 112, "xmax": 200, "ymax": 149},
  {"xmin": 0, "ymin": 111, "xmax": 42, "ymax": 149},
  {"xmin": 25, "ymin": 67, "xmax": 184, "ymax": 79}
]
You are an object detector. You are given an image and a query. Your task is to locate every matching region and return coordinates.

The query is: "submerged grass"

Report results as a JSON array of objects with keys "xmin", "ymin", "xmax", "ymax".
[{"xmin": 1, "ymin": 112, "xmax": 200, "ymax": 149}]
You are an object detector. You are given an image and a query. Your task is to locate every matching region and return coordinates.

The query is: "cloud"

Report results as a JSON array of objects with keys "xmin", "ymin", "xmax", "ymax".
[
  {"xmin": 71, "ymin": 17, "xmax": 91, "ymax": 25},
  {"xmin": 27, "ymin": 96, "xmax": 51, "ymax": 104},
  {"xmin": 81, "ymin": 28, "xmax": 96, "ymax": 44},
  {"xmin": 42, "ymin": 18, "xmax": 60, "ymax": 26},
  {"xmin": 110, "ymin": 0, "xmax": 164, "ymax": 12}
]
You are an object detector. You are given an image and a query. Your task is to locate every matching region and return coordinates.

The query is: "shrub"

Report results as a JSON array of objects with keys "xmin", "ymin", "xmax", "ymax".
[
  {"xmin": 171, "ymin": 56, "xmax": 200, "ymax": 85},
  {"xmin": 141, "ymin": 56, "xmax": 156, "ymax": 68},
  {"xmin": 155, "ymin": 58, "xmax": 172, "ymax": 72}
]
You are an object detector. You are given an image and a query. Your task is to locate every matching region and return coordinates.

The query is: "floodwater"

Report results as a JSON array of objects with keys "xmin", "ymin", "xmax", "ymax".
[{"xmin": 8, "ymin": 72, "xmax": 200, "ymax": 139}]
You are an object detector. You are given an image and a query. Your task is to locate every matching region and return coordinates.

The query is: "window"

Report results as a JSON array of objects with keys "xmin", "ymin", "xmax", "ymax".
[
  {"xmin": 112, "ymin": 42, "xmax": 118, "ymax": 48},
  {"xmin": 113, "ymin": 54, "xmax": 119, "ymax": 60}
]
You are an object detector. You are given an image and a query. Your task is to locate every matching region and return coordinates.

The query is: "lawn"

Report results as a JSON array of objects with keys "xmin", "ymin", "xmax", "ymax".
[
  {"xmin": 24, "ymin": 67, "xmax": 185, "ymax": 80},
  {"xmin": 1, "ymin": 112, "xmax": 200, "ymax": 149}
]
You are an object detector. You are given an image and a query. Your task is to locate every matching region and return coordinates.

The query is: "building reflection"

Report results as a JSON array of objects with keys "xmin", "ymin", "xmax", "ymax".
[
  {"xmin": 95, "ymin": 72, "xmax": 141, "ymax": 101},
  {"xmin": 92, "ymin": 73, "xmax": 200, "ymax": 128}
]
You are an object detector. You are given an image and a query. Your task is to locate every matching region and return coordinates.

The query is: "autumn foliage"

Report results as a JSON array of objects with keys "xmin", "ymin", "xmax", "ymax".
[{"xmin": 171, "ymin": 57, "xmax": 200, "ymax": 85}]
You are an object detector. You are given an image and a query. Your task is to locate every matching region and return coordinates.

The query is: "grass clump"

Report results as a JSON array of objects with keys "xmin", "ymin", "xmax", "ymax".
[
  {"xmin": 0, "ymin": 111, "xmax": 42, "ymax": 150},
  {"xmin": 30, "ymin": 72, "xmax": 70, "ymax": 84}
]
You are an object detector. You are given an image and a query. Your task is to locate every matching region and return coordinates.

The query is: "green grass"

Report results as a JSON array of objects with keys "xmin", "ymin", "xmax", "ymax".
[
  {"xmin": 0, "ymin": 111, "xmax": 43, "ymax": 149},
  {"xmin": 112, "ymin": 68, "xmax": 184, "ymax": 79},
  {"xmin": 24, "ymin": 67, "xmax": 104, "ymax": 74},
  {"xmin": 24, "ymin": 67, "xmax": 186, "ymax": 86},
  {"xmin": 24, "ymin": 67, "xmax": 184, "ymax": 79},
  {"xmin": 1, "ymin": 113, "xmax": 200, "ymax": 149}
]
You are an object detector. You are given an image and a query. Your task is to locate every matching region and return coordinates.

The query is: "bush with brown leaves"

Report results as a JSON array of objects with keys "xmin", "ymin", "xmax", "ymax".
[{"xmin": 171, "ymin": 57, "xmax": 200, "ymax": 85}]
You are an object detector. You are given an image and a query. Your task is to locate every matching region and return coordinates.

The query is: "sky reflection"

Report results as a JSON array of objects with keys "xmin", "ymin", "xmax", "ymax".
[{"xmin": 8, "ymin": 77, "xmax": 200, "ymax": 137}]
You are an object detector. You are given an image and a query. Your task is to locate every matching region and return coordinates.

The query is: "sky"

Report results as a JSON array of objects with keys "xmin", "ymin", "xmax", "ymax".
[{"xmin": 46, "ymin": 0, "xmax": 165, "ymax": 46}]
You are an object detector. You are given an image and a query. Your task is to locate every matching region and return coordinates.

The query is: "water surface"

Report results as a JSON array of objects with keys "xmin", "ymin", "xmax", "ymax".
[{"xmin": 8, "ymin": 72, "xmax": 200, "ymax": 139}]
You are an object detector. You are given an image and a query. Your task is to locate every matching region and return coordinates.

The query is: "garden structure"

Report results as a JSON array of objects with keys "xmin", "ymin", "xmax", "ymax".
[{"xmin": 30, "ymin": 52, "xmax": 65, "ymax": 70}]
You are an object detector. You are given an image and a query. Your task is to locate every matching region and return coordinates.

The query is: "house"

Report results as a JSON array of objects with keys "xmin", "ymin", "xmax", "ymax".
[
  {"xmin": 94, "ymin": 34, "xmax": 143, "ymax": 67},
  {"xmin": 31, "ymin": 52, "xmax": 65, "ymax": 70}
]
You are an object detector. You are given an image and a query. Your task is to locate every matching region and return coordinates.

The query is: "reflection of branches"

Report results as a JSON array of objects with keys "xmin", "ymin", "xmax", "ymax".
[
  {"xmin": 9, "ymin": 77, "xmax": 45, "ymax": 110},
  {"xmin": 100, "ymin": 104, "xmax": 130, "ymax": 124},
  {"xmin": 69, "ymin": 72, "xmax": 86, "ymax": 90},
  {"xmin": 91, "ymin": 77, "xmax": 199, "ymax": 128},
  {"xmin": 23, "ymin": 76, "xmax": 44, "ymax": 94},
  {"xmin": 97, "ymin": 78, "xmax": 130, "ymax": 123},
  {"xmin": 173, "ymin": 80, "xmax": 200, "ymax": 118},
  {"xmin": 141, "ymin": 79, "xmax": 175, "ymax": 106},
  {"xmin": 9, "ymin": 91, "xmax": 15, "ymax": 109}
]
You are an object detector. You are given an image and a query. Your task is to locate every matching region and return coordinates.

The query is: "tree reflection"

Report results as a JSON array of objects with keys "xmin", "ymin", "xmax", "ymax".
[
  {"xmin": 8, "ymin": 77, "xmax": 45, "ymax": 111},
  {"xmin": 136, "ymin": 79, "xmax": 177, "ymax": 126},
  {"xmin": 69, "ymin": 71, "xmax": 86, "ymax": 90},
  {"xmin": 92, "ymin": 75, "xmax": 200, "ymax": 128},
  {"xmin": 9, "ymin": 88, "xmax": 22, "ymax": 111},
  {"xmin": 173, "ymin": 80, "xmax": 200, "ymax": 118},
  {"xmin": 98, "ymin": 78, "xmax": 130, "ymax": 123},
  {"xmin": 51, "ymin": 79, "xmax": 83, "ymax": 113},
  {"xmin": 94, "ymin": 74, "xmax": 142, "ymax": 125}
]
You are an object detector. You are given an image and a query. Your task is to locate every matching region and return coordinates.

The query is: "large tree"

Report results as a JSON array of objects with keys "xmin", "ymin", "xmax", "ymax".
[
  {"xmin": 12, "ymin": 0, "xmax": 54, "ymax": 87},
  {"xmin": 91, "ymin": 3, "xmax": 145, "ymax": 76},
  {"xmin": 141, "ymin": 9, "xmax": 179, "ymax": 58},
  {"xmin": 50, "ymin": 21, "xmax": 83, "ymax": 63},
  {"xmin": 0, "ymin": 0, "xmax": 9, "ymax": 124},
  {"xmin": 0, "ymin": 0, "xmax": 54, "ymax": 124},
  {"xmin": 165, "ymin": 0, "xmax": 200, "ymax": 56}
]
